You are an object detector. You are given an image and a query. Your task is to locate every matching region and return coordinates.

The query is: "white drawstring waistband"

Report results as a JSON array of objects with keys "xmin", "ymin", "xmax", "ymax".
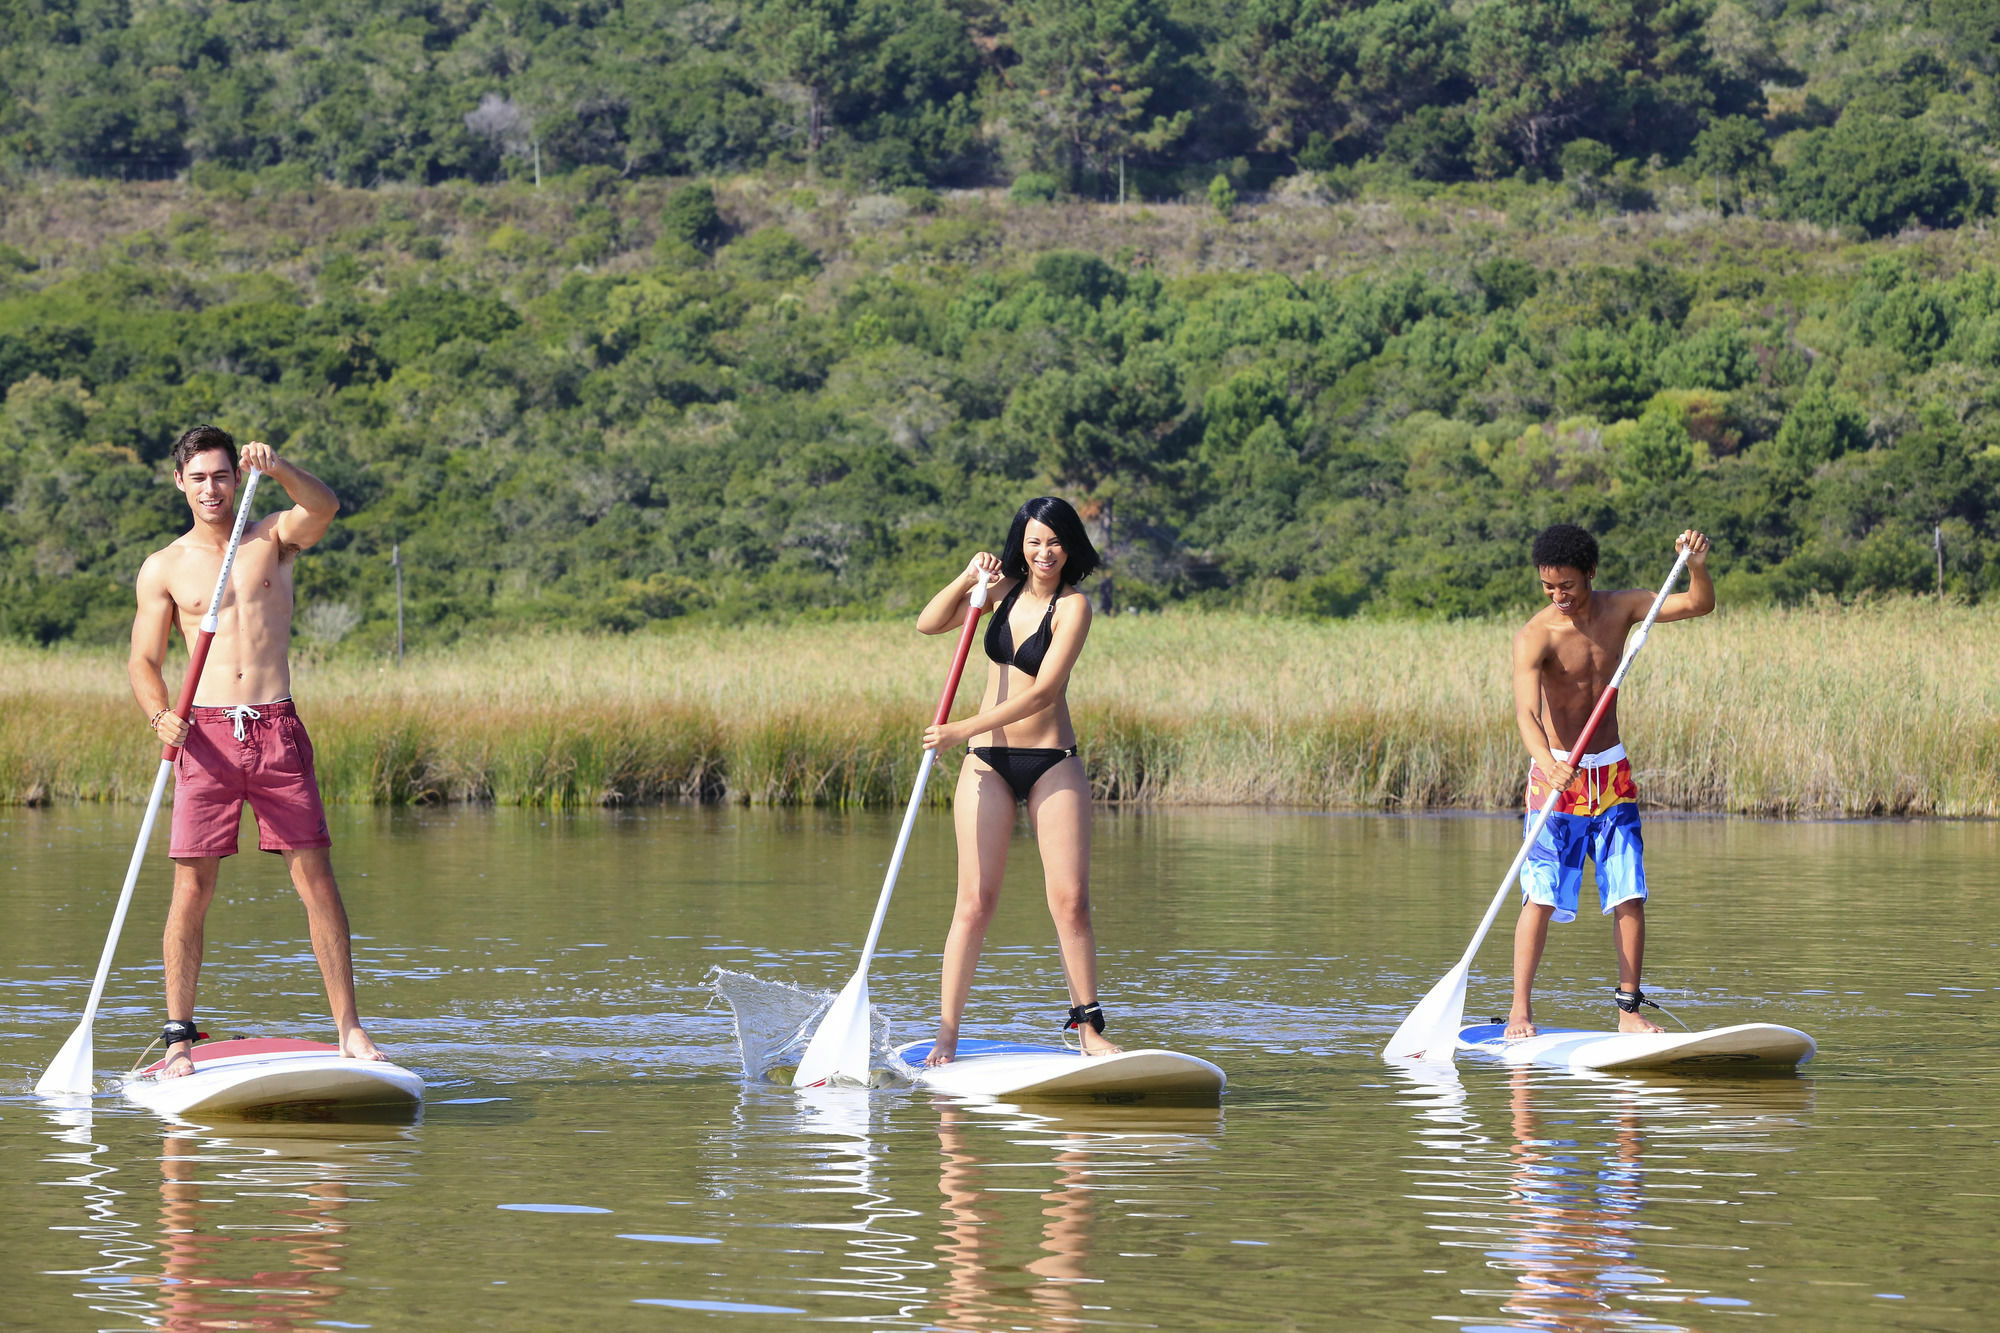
[
  {"xmin": 1539, "ymin": 743, "xmax": 1626, "ymax": 809},
  {"xmin": 222, "ymin": 704, "xmax": 262, "ymax": 742}
]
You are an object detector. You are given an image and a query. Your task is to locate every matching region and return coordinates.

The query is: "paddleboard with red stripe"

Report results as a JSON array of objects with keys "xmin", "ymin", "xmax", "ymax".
[{"xmin": 122, "ymin": 1037, "xmax": 423, "ymax": 1119}]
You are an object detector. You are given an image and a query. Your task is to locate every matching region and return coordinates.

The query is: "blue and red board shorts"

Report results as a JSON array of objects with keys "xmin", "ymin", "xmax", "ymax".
[
  {"xmin": 1520, "ymin": 744, "xmax": 1646, "ymax": 923},
  {"xmin": 169, "ymin": 699, "xmax": 332, "ymax": 859}
]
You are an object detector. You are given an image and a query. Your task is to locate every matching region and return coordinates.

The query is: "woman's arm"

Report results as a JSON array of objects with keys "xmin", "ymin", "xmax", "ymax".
[
  {"xmin": 916, "ymin": 554, "xmax": 1005, "ymax": 635},
  {"xmin": 924, "ymin": 592, "xmax": 1092, "ymax": 748}
]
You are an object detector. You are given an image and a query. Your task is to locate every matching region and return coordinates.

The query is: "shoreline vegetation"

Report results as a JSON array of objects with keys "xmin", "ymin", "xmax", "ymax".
[{"xmin": 7, "ymin": 601, "xmax": 1994, "ymax": 817}]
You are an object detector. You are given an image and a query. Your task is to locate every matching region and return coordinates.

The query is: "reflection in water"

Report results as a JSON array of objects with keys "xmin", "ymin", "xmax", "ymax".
[
  {"xmin": 41, "ymin": 1107, "xmax": 156, "ymax": 1328},
  {"xmin": 40, "ymin": 1112, "xmax": 418, "ymax": 1332},
  {"xmin": 929, "ymin": 1101, "xmax": 1225, "ymax": 1330},
  {"xmin": 786, "ymin": 1087, "xmax": 930, "ymax": 1318},
  {"xmin": 1396, "ymin": 1065, "xmax": 1814, "ymax": 1331},
  {"xmin": 711, "ymin": 1085, "xmax": 1225, "ymax": 1327}
]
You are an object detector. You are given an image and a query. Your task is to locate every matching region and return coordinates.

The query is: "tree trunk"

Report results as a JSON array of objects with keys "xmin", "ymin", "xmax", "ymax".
[{"xmin": 1096, "ymin": 497, "xmax": 1116, "ymax": 615}]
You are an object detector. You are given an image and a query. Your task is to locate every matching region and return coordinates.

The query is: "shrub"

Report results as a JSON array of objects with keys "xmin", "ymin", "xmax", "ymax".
[
  {"xmin": 1619, "ymin": 403, "xmax": 1695, "ymax": 484},
  {"xmin": 662, "ymin": 182, "xmax": 725, "ymax": 251},
  {"xmin": 1774, "ymin": 385, "xmax": 1868, "ymax": 471},
  {"xmin": 721, "ymin": 227, "xmax": 821, "ymax": 282},
  {"xmin": 1008, "ymin": 172, "xmax": 1060, "ymax": 203},
  {"xmin": 1776, "ymin": 116, "xmax": 1990, "ymax": 236},
  {"xmin": 1208, "ymin": 174, "xmax": 1238, "ymax": 219}
]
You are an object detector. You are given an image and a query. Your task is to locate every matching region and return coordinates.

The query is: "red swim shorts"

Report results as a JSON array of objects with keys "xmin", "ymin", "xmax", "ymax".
[{"xmin": 169, "ymin": 699, "xmax": 332, "ymax": 859}]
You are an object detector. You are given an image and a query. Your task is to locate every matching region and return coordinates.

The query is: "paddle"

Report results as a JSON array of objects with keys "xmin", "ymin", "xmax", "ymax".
[
  {"xmin": 36, "ymin": 468, "xmax": 264, "ymax": 1097},
  {"xmin": 792, "ymin": 563, "xmax": 994, "ymax": 1088},
  {"xmin": 1381, "ymin": 544, "xmax": 1694, "ymax": 1064}
]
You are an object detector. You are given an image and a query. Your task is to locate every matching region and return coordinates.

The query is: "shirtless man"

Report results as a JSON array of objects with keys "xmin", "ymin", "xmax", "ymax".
[
  {"xmin": 130, "ymin": 424, "xmax": 386, "ymax": 1077},
  {"xmin": 1507, "ymin": 524, "xmax": 1713, "ymax": 1039}
]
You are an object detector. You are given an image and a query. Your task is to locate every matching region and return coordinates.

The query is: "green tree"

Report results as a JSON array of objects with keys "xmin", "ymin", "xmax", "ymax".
[
  {"xmin": 1556, "ymin": 328, "xmax": 1654, "ymax": 419},
  {"xmin": 1777, "ymin": 116, "xmax": 1991, "ymax": 237},
  {"xmin": 1620, "ymin": 404, "xmax": 1695, "ymax": 485},
  {"xmin": 1559, "ymin": 137, "xmax": 1616, "ymax": 209},
  {"xmin": 662, "ymin": 182, "xmax": 725, "ymax": 252},
  {"xmin": 1006, "ymin": 343, "xmax": 1184, "ymax": 609},
  {"xmin": 1208, "ymin": 174, "xmax": 1238, "ymax": 219},
  {"xmin": 1773, "ymin": 385, "xmax": 1868, "ymax": 472},
  {"xmin": 1005, "ymin": 0, "xmax": 1194, "ymax": 194},
  {"xmin": 1464, "ymin": 0, "xmax": 1747, "ymax": 175},
  {"xmin": 1690, "ymin": 115, "xmax": 1770, "ymax": 213},
  {"xmin": 1226, "ymin": 0, "xmax": 1466, "ymax": 164}
]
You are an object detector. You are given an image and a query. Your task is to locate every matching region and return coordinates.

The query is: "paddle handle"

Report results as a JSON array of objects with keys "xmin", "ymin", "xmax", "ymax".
[{"xmin": 162, "ymin": 468, "xmax": 262, "ymax": 762}]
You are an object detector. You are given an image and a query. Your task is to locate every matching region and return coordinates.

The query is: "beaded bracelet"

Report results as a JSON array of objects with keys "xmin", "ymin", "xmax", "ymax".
[{"xmin": 149, "ymin": 708, "xmax": 170, "ymax": 731}]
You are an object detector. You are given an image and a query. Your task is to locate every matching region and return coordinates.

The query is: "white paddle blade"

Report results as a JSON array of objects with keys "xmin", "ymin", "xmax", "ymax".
[
  {"xmin": 1381, "ymin": 961, "xmax": 1470, "ymax": 1064},
  {"xmin": 35, "ymin": 1024, "xmax": 95, "ymax": 1097},
  {"xmin": 791, "ymin": 973, "xmax": 874, "ymax": 1088}
]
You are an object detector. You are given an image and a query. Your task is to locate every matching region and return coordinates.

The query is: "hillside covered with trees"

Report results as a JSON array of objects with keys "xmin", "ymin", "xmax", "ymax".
[
  {"xmin": 2, "ymin": 1, "xmax": 2000, "ymax": 653},
  {"xmin": 5, "ymin": 0, "xmax": 1999, "ymax": 230}
]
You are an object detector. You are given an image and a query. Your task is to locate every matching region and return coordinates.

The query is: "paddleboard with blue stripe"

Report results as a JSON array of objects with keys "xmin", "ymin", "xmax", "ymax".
[
  {"xmin": 895, "ymin": 1038, "xmax": 1225, "ymax": 1104},
  {"xmin": 1457, "ymin": 1021, "xmax": 1815, "ymax": 1072}
]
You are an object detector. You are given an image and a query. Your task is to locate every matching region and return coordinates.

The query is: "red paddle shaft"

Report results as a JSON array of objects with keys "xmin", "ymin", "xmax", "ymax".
[
  {"xmin": 932, "ymin": 598, "xmax": 989, "ymax": 728},
  {"xmin": 161, "ymin": 631, "xmax": 215, "ymax": 763}
]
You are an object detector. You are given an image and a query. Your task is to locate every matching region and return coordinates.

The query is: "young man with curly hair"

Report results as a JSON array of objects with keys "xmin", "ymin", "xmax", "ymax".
[{"xmin": 1506, "ymin": 523, "xmax": 1714, "ymax": 1039}]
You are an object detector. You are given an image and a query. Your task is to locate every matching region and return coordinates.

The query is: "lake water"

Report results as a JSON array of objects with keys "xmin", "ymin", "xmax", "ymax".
[{"xmin": 3, "ymin": 805, "xmax": 1995, "ymax": 1330}]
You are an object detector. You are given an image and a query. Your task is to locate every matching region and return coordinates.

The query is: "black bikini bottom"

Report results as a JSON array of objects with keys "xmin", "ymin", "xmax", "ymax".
[{"xmin": 971, "ymin": 745, "xmax": 1080, "ymax": 802}]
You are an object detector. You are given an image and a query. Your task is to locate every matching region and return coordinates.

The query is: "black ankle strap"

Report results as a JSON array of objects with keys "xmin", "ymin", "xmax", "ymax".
[
  {"xmin": 1612, "ymin": 988, "xmax": 1660, "ymax": 1014},
  {"xmin": 1064, "ymin": 1002, "xmax": 1105, "ymax": 1034},
  {"xmin": 162, "ymin": 1019, "xmax": 206, "ymax": 1047}
]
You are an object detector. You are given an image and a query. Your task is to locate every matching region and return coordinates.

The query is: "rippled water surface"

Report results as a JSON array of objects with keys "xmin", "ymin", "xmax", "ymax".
[{"xmin": 4, "ymin": 806, "xmax": 1996, "ymax": 1330}]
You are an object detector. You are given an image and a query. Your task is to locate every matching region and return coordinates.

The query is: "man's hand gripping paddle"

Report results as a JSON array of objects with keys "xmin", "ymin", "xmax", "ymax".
[
  {"xmin": 36, "ymin": 470, "xmax": 264, "ymax": 1097},
  {"xmin": 792, "ymin": 563, "xmax": 993, "ymax": 1089},
  {"xmin": 1381, "ymin": 543, "xmax": 1693, "ymax": 1065}
]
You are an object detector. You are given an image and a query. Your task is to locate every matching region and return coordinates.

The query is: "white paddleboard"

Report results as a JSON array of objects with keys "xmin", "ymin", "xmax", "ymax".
[
  {"xmin": 1457, "ymin": 1021, "xmax": 1816, "ymax": 1072},
  {"xmin": 894, "ymin": 1038, "xmax": 1225, "ymax": 1105},
  {"xmin": 122, "ymin": 1038, "xmax": 424, "ymax": 1120}
]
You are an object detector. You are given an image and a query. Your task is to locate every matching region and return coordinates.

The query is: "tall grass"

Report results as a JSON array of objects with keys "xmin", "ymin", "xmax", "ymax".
[{"xmin": 5, "ymin": 601, "xmax": 1995, "ymax": 814}]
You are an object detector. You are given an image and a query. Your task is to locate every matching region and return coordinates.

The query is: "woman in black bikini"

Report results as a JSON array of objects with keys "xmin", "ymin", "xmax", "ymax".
[{"xmin": 917, "ymin": 496, "xmax": 1119, "ymax": 1066}]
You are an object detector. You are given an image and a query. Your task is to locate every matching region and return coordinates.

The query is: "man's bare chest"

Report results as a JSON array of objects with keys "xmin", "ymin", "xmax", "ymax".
[
  {"xmin": 167, "ymin": 541, "xmax": 293, "ymax": 620},
  {"xmin": 1542, "ymin": 626, "xmax": 1623, "ymax": 688}
]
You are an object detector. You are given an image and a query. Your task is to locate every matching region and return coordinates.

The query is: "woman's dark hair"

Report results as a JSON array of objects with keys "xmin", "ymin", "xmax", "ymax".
[
  {"xmin": 1531, "ymin": 523, "xmax": 1598, "ymax": 575},
  {"xmin": 1001, "ymin": 496, "xmax": 1100, "ymax": 587}
]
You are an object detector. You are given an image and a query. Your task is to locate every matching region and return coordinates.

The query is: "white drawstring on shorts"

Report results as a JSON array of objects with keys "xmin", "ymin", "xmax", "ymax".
[
  {"xmin": 222, "ymin": 704, "xmax": 262, "ymax": 741},
  {"xmin": 1545, "ymin": 744, "xmax": 1623, "ymax": 810}
]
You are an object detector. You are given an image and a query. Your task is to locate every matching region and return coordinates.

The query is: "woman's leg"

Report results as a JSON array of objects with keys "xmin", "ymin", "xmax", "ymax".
[
  {"xmin": 1027, "ymin": 758, "xmax": 1119, "ymax": 1056},
  {"xmin": 932, "ymin": 757, "xmax": 1017, "ymax": 1066}
]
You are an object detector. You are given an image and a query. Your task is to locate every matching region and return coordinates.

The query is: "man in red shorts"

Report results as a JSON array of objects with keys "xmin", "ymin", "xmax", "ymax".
[{"xmin": 130, "ymin": 424, "xmax": 387, "ymax": 1078}]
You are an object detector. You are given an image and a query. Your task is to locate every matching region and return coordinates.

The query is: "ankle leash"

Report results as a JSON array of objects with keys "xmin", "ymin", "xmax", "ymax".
[
  {"xmin": 1613, "ymin": 987, "xmax": 1690, "ymax": 1032},
  {"xmin": 1064, "ymin": 1001, "xmax": 1105, "ymax": 1034}
]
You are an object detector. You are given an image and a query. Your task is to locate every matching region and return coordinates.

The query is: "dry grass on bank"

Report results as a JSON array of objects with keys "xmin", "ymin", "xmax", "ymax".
[{"xmin": 3, "ymin": 601, "xmax": 1994, "ymax": 815}]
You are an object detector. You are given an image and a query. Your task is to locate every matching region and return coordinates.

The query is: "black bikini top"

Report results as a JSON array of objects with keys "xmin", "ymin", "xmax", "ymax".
[{"xmin": 985, "ymin": 581, "xmax": 1062, "ymax": 676}]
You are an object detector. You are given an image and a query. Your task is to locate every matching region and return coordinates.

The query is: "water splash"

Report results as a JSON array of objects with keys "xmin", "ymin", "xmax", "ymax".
[{"xmin": 706, "ymin": 968, "xmax": 901, "ymax": 1084}]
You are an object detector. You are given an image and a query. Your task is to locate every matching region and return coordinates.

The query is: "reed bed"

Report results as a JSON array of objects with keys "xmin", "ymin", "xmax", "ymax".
[{"xmin": 4, "ymin": 601, "xmax": 1994, "ymax": 815}]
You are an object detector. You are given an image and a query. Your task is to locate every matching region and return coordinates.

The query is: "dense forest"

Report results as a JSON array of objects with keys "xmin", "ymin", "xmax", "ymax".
[
  {"xmin": 3, "ymin": 1, "xmax": 2000, "ymax": 652},
  {"xmin": 5, "ymin": 0, "xmax": 1999, "ymax": 225}
]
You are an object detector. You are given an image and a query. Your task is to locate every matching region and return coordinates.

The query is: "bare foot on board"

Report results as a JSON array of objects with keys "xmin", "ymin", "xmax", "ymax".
[
  {"xmin": 925, "ymin": 1029, "xmax": 958, "ymax": 1067},
  {"xmin": 1080, "ymin": 1028, "xmax": 1122, "ymax": 1058},
  {"xmin": 1504, "ymin": 1009, "xmax": 1538, "ymax": 1040},
  {"xmin": 162, "ymin": 1042, "xmax": 196, "ymax": 1079},
  {"xmin": 341, "ymin": 1027, "xmax": 390, "ymax": 1062},
  {"xmin": 1617, "ymin": 1010, "xmax": 1665, "ymax": 1035}
]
